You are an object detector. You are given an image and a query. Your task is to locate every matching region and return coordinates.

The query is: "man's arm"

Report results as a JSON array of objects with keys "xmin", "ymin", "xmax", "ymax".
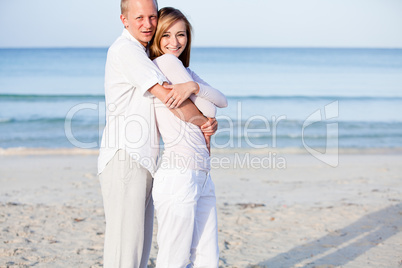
[
  {"xmin": 148, "ymin": 83, "xmax": 208, "ymax": 127},
  {"xmin": 115, "ymin": 42, "xmax": 216, "ymax": 131}
]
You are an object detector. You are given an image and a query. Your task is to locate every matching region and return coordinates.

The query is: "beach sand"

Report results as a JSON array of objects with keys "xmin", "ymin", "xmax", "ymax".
[{"xmin": 0, "ymin": 148, "xmax": 401, "ymax": 267}]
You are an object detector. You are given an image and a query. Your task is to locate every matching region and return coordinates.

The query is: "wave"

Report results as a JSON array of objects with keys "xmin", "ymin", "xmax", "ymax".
[
  {"xmin": 0, "ymin": 117, "xmax": 64, "ymax": 124},
  {"xmin": 0, "ymin": 93, "xmax": 105, "ymax": 101},
  {"xmin": 0, "ymin": 117, "xmax": 12, "ymax": 123},
  {"xmin": 1, "ymin": 93, "xmax": 402, "ymax": 102},
  {"xmin": 2, "ymin": 114, "xmax": 401, "ymax": 126},
  {"xmin": 217, "ymin": 119, "xmax": 402, "ymax": 127},
  {"xmin": 214, "ymin": 132, "xmax": 402, "ymax": 140},
  {"xmin": 1, "ymin": 146, "xmax": 401, "ymax": 156},
  {"xmin": 0, "ymin": 147, "xmax": 99, "ymax": 156},
  {"xmin": 226, "ymin": 95, "xmax": 402, "ymax": 101},
  {"xmin": 0, "ymin": 116, "xmax": 103, "ymax": 125}
]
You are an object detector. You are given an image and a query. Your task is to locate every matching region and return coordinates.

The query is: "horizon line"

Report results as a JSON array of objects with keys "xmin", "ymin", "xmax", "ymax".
[{"xmin": 1, "ymin": 45, "xmax": 402, "ymax": 50}]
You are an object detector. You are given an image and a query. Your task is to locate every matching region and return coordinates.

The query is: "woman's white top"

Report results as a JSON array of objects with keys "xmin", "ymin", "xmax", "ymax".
[{"xmin": 153, "ymin": 54, "xmax": 227, "ymax": 172}]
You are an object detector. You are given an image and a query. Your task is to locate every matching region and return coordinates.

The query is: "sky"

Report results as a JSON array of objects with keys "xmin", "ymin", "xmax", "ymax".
[{"xmin": 1, "ymin": 0, "xmax": 402, "ymax": 48}]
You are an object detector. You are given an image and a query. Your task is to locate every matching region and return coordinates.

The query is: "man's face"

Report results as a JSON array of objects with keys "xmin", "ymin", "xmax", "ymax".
[{"xmin": 121, "ymin": 0, "xmax": 158, "ymax": 47}]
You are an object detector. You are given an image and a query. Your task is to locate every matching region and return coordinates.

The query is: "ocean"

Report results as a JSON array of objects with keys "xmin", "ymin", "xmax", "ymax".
[{"xmin": 0, "ymin": 47, "xmax": 401, "ymax": 150}]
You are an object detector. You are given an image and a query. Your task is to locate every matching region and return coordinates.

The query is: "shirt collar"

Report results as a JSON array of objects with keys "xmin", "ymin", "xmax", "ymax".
[{"xmin": 122, "ymin": 29, "xmax": 148, "ymax": 52}]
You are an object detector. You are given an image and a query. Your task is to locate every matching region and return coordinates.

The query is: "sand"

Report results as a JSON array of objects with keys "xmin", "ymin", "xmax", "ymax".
[{"xmin": 0, "ymin": 148, "xmax": 401, "ymax": 267}]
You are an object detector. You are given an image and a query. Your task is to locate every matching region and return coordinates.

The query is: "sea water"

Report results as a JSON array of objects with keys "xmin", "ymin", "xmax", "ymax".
[{"xmin": 0, "ymin": 47, "xmax": 401, "ymax": 149}]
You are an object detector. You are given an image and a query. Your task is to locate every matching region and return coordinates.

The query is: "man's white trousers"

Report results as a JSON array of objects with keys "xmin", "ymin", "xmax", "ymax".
[{"xmin": 99, "ymin": 150, "xmax": 154, "ymax": 268}]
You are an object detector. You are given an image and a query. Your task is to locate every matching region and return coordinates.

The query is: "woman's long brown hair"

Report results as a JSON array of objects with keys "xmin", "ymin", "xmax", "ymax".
[{"xmin": 149, "ymin": 7, "xmax": 192, "ymax": 67}]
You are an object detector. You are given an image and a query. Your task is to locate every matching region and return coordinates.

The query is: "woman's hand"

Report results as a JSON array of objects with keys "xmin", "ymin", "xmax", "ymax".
[{"xmin": 164, "ymin": 81, "xmax": 200, "ymax": 109}]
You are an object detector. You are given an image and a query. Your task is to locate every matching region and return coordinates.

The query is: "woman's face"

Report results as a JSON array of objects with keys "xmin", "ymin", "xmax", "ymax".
[{"xmin": 160, "ymin": 19, "xmax": 187, "ymax": 58}]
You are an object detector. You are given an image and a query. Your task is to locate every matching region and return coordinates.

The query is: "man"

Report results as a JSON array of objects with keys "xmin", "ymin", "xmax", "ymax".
[{"xmin": 98, "ymin": 0, "xmax": 216, "ymax": 267}]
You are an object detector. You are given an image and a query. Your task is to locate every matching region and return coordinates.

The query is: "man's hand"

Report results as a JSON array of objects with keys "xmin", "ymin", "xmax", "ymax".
[
  {"xmin": 201, "ymin": 118, "xmax": 218, "ymax": 136},
  {"xmin": 201, "ymin": 118, "xmax": 217, "ymax": 155},
  {"xmin": 204, "ymin": 134, "xmax": 211, "ymax": 155},
  {"xmin": 164, "ymin": 81, "xmax": 199, "ymax": 108}
]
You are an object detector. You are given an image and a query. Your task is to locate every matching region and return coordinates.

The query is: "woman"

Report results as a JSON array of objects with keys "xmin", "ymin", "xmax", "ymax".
[{"xmin": 149, "ymin": 7, "xmax": 227, "ymax": 268}]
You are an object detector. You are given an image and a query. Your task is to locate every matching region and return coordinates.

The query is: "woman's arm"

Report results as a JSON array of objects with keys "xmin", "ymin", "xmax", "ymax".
[
  {"xmin": 153, "ymin": 54, "xmax": 219, "ymax": 118},
  {"xmin": 187, "ymin": 68, "xmax": 228, "ymax": 108},
  {"xmin": 148, "ymin": 83, "xmax": 208, "ymax": 127}
]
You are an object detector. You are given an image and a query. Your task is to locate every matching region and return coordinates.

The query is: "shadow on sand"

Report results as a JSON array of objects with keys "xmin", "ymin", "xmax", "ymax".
[{"xmin": 249, "ymin": 203, "xmax": 402, "ymax": 268}]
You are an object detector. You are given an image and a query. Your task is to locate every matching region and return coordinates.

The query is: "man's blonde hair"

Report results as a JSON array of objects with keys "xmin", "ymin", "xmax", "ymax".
[{"xmin": 121, "ymin": 0, "xmax": 158, "ymax": 15}]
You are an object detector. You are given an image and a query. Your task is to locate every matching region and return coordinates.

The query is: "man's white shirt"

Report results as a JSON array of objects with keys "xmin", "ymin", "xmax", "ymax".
[{"xmin": 98, "ymin": 29, "xmax": 167, "ymax": 175}]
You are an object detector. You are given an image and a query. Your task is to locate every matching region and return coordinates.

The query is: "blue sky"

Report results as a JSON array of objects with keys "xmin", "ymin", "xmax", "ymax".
[{"xmin": 1, "ymin": 0, "xmax": 401, "ymax": 48}]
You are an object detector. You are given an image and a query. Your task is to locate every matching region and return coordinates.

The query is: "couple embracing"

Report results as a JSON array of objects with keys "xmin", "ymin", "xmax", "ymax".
[{"xmin": 98, "ymin": 0, "xmax": 227, "ymax": 267}]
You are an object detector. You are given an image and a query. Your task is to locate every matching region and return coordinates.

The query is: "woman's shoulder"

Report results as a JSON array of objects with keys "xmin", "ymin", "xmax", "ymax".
[
  {"xmin": 152, "ymin": 54, "xmax": 188, "ymax": 74},
  {"xmin": 153, "ymin": 54, "xmax": 182, "ymax": 65}
]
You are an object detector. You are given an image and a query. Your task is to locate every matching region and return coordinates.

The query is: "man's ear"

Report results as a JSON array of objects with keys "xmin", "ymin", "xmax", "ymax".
[{"xmin": 120, "ymin": 14, "xmax": 128, "ymax": 28}]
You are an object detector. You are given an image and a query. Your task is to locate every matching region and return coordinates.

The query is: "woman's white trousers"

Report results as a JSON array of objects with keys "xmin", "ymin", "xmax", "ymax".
[{"xmin": 152, "ymin": 168, "xmax": 219, "ymax": 268}]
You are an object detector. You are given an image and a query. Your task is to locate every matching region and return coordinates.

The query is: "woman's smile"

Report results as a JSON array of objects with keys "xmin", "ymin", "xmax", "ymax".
[{"xmin": 160, "ymin": 20, "xmax": 187, "ymax": 58}]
